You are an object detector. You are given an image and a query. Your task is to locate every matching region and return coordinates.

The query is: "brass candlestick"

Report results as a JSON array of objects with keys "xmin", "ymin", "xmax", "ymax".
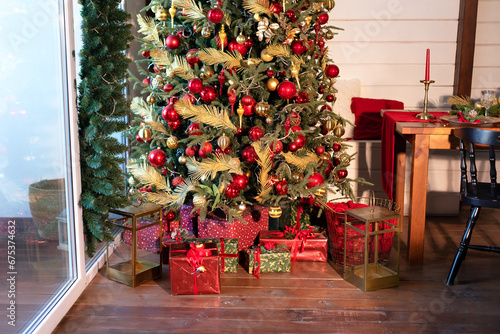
[{"xmin": 415, "ymin": 80, "xmax": 435, "ymax": 120}]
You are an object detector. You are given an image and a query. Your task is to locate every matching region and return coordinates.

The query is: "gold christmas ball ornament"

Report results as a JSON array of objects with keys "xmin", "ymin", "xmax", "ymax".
[
  {"xmin": 304, "ymin": 16, "xmax": 312, "ymax": 26},
  {"xmin": 325, "ymin": 31, "xmax": 334, "ymax": 40},
  {"xmin": 217, "ymin": 133, "xmax": 230, "ymax": 150},
  {"xmin": 323, "ymin": 119, "xmax": 336, "ymax": 132},
  {"xmin": 138, "ymin": 127, "xmax": 152, "ymax": 141},
  {"xmin": 319, "ymin": 152, "xmax": 331, "ymax": 160},
  {"xmin": 291, "ymin": 171, "xmax": 303, "ymax": 183},
  {"xmin": 236, "ymin": 33, "xmax": 246, "ymax": 44},
  {"xmin": 230, "ymin": 157, "xmax": 241, "ymax": 169},
  {"xmin": 314, "ymin": 188, "xmax": 326, "ymax": 197},
  {"xmin": 146, "ymin": 94, "xmax": 156, "ymax": 105},
  {"xmin": 238, "ymin": 202, "xmax": 247, "ymax": 212},
  {"xmin": 269, "ymin": 206, "xmax": 283, "ymax": 219},
  {"xmin": 178, "ymin": 155, "xmax": 188, "ymax": 165},
  {"xmin": 246, "ymin": 58, "xmax": 260, "ymax": 67},
  {"xmin": 201, "ymin": 27, "xmax": 211, "ymax": 38},
  {"xmin": 265, "ymin": 116, "xmax": 273, "ymax": 124},
  {"xmin": 255, "ymin": 101, "xmax": 271, "ymax": 117},
  {"xmin": 267, "ymin": 77, "xmax": 279, "ymax": 91},
  {"xmin": 152, "ymin": 75, "xmax": 164, "ymax": 89},
  {"xmin": 192, "ymin": 194, "xmax": 207, "ymax": 207},
  {"xmin": 474, "ymin": 102, "xmax": 483, "ymax": 109},
  {"xmin": 167, "ymin": 136, "xmax": 179, "ymax": 149},
  {"xmin": 333, "ymin": 125, "xmax": 346, "ymax": 138},
  {"xmin": 324, "ymin": 0, "xmax": 336, "ymax": 11},
  {"xmin": 156, "ymin": 5, "xmax": 168, "ymax": 21},
  {"xmin": 339, "ymin": 153, "xmax": 351, "ymax": 164},
  {"xmin": 261, "ymin": 49, "xmax": 274, "ymax": 62},
  {"xmin": 200, "ymin": 66, "xmax": 215, "ymax": 80},
  {"xmin": 244, "ymin": 169, "xmax": 252, "ymax": 179}
]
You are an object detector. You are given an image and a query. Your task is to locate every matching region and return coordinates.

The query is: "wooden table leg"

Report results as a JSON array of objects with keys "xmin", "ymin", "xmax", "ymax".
[
  {"xmin": 394, "ymin": 132, "xmax": 407, "ymax": 223},
  {"xmin": 407, "ymin": 134, "xmax": 430, "ymax": 265}
]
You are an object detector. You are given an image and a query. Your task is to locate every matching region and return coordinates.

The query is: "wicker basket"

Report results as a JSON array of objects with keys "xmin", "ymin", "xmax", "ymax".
[
  {"xmin": 325, "ymin": 196, "xmax": 400, "ymax": 266},
  {"xmin": 28, "ymin": 178, "xmax": 66, "ymax": 240}
]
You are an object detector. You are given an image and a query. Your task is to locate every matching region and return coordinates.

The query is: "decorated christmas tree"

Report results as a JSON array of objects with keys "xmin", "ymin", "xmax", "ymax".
[{"xmin": 127, "ymin": 0, "xmax": 366, "ymax": 223}]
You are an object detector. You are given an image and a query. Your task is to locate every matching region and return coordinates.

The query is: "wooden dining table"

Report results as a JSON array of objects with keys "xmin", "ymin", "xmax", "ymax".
[{"xmin": 390, "ymin": 116, "xmax": 500, "ymax": 265}]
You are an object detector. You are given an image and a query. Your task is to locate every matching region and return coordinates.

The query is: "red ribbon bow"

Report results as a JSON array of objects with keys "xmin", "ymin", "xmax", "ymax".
[
  {"xmin": 457, "ymin": 112, "xmax": 481, "ymax": 123},
  {"xmin": 186, "ymin": 243, "xmax": 211, "ymax": 294}
]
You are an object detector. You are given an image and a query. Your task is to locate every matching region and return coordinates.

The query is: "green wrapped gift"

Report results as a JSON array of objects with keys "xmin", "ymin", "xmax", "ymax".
[
  {"xmin": 242, "ymin": 246, "xmax": 291, "ymax": 277},
  {"xmin": 288, "ymin": 202, "xmax": 311, "ymax": 230},
  {"xmin": 188, "ymin": 238, "xmax": 239, "ymax": 273}
]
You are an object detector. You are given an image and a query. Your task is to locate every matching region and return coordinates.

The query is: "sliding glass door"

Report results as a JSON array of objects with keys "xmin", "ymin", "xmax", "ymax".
[{"xmin": 0, "ymin": 1, "xmax": 85, "ymax": 333}]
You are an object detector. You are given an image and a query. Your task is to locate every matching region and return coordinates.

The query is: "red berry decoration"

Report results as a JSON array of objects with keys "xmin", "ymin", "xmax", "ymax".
[
  {"xmin": 148, "ymin": 148, "xmax": 167, "ymax": 167},
  {"xmin": 275, "ymin": 179, "xmax": 289, "ymax": 195},
  {"xmin": 288, "ymin": 141, "xmax": 299, "ymax": 152},
  {"xmin": 232, "ymin": 174, "xmax": 249, "ymax": 190},
  {"xmin": 163, "ymin": 83, "xmax": 174, "ymax": 92},
  {"xmin": 244, "ymin": 38, "xmax": 254, "ymax": 48},
  {"xmin": 332, "ymin": 142, "xmax": 342, "ymax": 152},
  {"xmin": 336, "ymin": 169, "xmax": 348, "ymax": 179},
  {"xmin": 248, "ymin": 126, "xmax": 264, "ymax": 141},
  {"xmin": 225, "ymin": 184, "xmax": 240, "ymax": 198},
  {"xmin": 188, "ymin": 123, "xmax": 203, "ymax": 136},
  {"xmin": 200, "ymin": 86, "xmax": 217, "ymax": 103},
  {"xmin": 162, "ymin": 104, "xmax": 179, "ymax": 122},
  {"xmin": 202, "ymin": 142, "xmax": 213, "ymax": 154},
  {"xmin": 307, "ymin": 172, "xmax": 325, "ymax": 188},
  {"xmin": 208, "ymin": 8, "xmax": 224, "ymax": 23},
  {"xmin": 188, "ymin": 78, "xmax": 203, "ymax": 94},
  {"xmin": 185, "ymin": 146, "xmax": 196, "ymax": 157},
  {"xmin": 165, "ymin": 35, "xmax": 180, "ymax": 49},
  {"xmin": 172, "ymin": 176, "xmax": 185, "ymax": 186},
  {"xmin": 277, "ymin": 80, "xmax": 297, "ymax": 99},
  {"xmin": 316, "ymin": 145, "xmax": 325, "ymax": 155},
  {"xmin": 318, "ymin": 13, "xmax": 329, "ymax": 25},
  {"xmin": 291, "ymin": 40, "xmax": 306, "ymax": 55},
  {"xmin": 285, "ymin": 9, "xmax": 296, "ymax": 21},
  {"xmin": 141, "ymin": 50, "xmax": 150, "ymax": 58},
  {"xmin": 241, "ymin": 95, "xmax": 255, "ymax": 106},
  {"xmin": 325, "ymin": 64, "xmax": 340, "ymax": 78},
  {"xmin": 271, "ymin": 140, "xmax": 283, "ymax": 153},
  {"xmin": 242, "ymin": 146, "xmax": 258, "ymax": 163},
  {"xmin": 318, "ymin": 85, "xmax": 325, "ymax": 94},
  {"xmin": 165, "ymin": 210, "xmax": 177, "ymax": 221},
  {"xmin": 168, "ymin": 119, "xmax": 181, "ymax": 130},
  {"xmin": 295, "ymin": 134, "xmax": 306, "ymax": 148}
]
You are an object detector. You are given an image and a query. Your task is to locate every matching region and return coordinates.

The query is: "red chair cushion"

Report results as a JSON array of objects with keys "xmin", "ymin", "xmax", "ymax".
[{"xmin": 351, "ymin": 97, "xmax": 404, "ymax": 140}]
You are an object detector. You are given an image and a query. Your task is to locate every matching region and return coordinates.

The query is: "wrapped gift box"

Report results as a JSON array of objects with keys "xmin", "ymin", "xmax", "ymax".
[
  {"xmin": 241, "ymin": 247, "xmax": 291, "ymax": 277},
  {"xmin": 169, "ymin": 242, "xmax": 220, "ymax": 295},
  {"xmin": 259, "ymin": 230, "xmax": 328, "ymax": 262},
  {"xmin": 288, "ymin": 202, "xmax": 311, "ymax": 230},
  {"xmin": 188, "ymin": 238, "xmax": 238, "ymax": 273},
  {"xmin": 161, "ymin": 228, "xmax": 196, "ymax": 264},
  {"xmin": 123, "ymin": 220, "xmax": 168, "ymax": 253},
  {"xmin": 198, "ymin": 206, "xmax": 269, "ymax": 251},
  {"xmin": 179, "ymin": 204, "xmax": 198, "ymax": 235}
]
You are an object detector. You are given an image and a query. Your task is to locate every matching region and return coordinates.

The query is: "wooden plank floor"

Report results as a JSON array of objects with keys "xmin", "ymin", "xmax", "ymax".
[{"xmin": 54, "ymin": 207, "xmax": 500, "ymax": 334}]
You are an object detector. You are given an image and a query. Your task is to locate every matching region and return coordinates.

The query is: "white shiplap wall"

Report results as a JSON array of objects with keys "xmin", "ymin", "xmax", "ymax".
[{"xmin": 328, "ymin": 0, "xmax": 460, "ymax": 109}]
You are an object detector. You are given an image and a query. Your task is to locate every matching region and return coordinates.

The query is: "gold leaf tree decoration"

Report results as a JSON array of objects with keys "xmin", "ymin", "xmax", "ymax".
[
  {"xmin": 127, "ymin": 160, "xmax": 170, "ymax": 192},
  {"xmin": 242, "ymin": 0, "xmax": 272, "ymax": 17},
  {"xmin": 150, "ymin": 48, "xmax": 172, "ymax": 67},
  {"xmin": 136, "ymin": 14, "xmax": 162, "ymax": 46},
  {"xmin": 130, "ymin": 97, "xmax": 169, "ymax": 135},
  {"xmin": 168, "ymin": 56, "xmax": 195, "ymax": 80},
  {"xmin": 447, "ymin": 95, "xmax": 472, "ymax": 106},
  {"xmin": 266, "ymin": 44, "xmax": 291, "ymax": 58},
  {"xmin": 175, "ymin": 99, "xmax": 238, "ymax": 132},
  {"xmin": 282, "ymin": 151, "xmax": 320, "ymax": 173},
  {"xmin": 173, "ymin": 0, "xmax": 205, "ymax": 20},
  {"xmin": 146, "ymin": 179, "xmax": 196, "ymax": 209},
  {"xmin": 252, "ymin": 141, "xmax": 273, "ymax": 203},
  {"xmin": 186, "ymin": 154, "xmax": 243, "ymax": 181},
  {"xmin": 198, "ymin": 48, "xmax": 244, "ymax": 69}
]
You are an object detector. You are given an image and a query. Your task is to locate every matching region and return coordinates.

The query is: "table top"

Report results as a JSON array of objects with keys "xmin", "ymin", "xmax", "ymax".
[
  {"xmin": 109, "ymin": 202, "xmax": 162, "ymax": 218},
  {"xmin": 396, "ymin": 119, "xmax": 500, "ymax": 136}
]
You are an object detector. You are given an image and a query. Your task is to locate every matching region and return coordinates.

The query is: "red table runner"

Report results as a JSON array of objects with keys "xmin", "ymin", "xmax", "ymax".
[{"xmin": 381, "ymin": 111, "xmax": 448, "ymax": 200}]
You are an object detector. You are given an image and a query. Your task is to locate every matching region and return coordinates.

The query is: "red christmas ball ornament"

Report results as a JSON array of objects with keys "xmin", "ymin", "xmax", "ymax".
[
  {"xmin": 202, "ymin": 142, "xmax": 213, "ymax": 154},
  {"xmin": 141, "ymin": 50, "xmax": 150, "ymax": 58},
  {"xmin": 165, "ymin": 210, "xmax": 177, "ymax": 221},
  {"xmin": 316, "ymin": 145, "xmax": 326, "ymax": 155},
  {"xmin": 172, "ymin": 176, "xmax": 185, "ymax": 187},
  {"xmin": 275, "ymin": 179, "xmax": 289, "ymax": 195},
  {"xmin": 216, "ymin": 0, "xmax": 224, "ymax": 6},
  {"xmin": 291, "ymin": 125, "xmax": 302, "ymax": 132},
  {"xmin": 228, "ymin": 40, "xmax": 247, "ymax": 56},
  {"xmin": 296, "ymin": 91, "xmax": 310, "ymax": 104},
  {"xmin": 318, "ymin": 85, "xmax": 325, "ymax": 94},
  {"xmin": 186, "ymin": 49, "xmax": 200, "ymax": 67},
  {"xmin": 243, "ymin": 104, "xmax": 254, "ymax": 116},
  {"xmin": 168, "ymin": 119, "xmax": 181, "ymax": 130},
  {"xmin": 307, "ymin": 172, "xmax": 325, "ymax": 188},
  {"xmin": 248, "ymin": 126, "xmax": 264, "ymax": 141},
  {"xmin": 336, "ymin": 169, "xmax": 348, "ymax": 179},
  {"xmin": 188, "ymin": 123, "xmax": 203, "ymax": 136},
  {"xmin": 232, "ymin": 174, "xmax": 249, "ymax": 190},
  {"xmin": 244, "ymin": 38, "xmax": 254, "ymax": 48},
  {"xmin": 165, "ymin": 35, "xmax": 180, "ymax": 49},
  {"xmin": 185, "ymin": 146, "xmax": 196, "ymax": 157},
  {"xmin": 242, "ymin": 146, "xmax": 258, "ymax": 163},
  {"xmin": 332, "ymin": 142, "xmax": 342, "ymax": 152},
  {"xmin": 326, "ymin": 94, "xmax": 335, "ymax": 102},
  {"xmin": 270, "ymin": 2, "xmax": 283, "ymax": 14},
  {"xmin": 183, "ymin": 93, "xmax": 196, "ymax": 104},
  {"xmin": 148, "ymin": 148, "xmax": 167, "ymax": 167},
  {"xmin": 225, "ymin": 184, "xmax": 240, "ymax": 198},
  {"xmin": 142, "ymin": 78, "xmax": 150, "ymax": 85},
  {"xmin": 163, "ymin": 83, "xmax": 174, "ymax": 92},
  {"xmin": 288, "ymin": 111, "xmax": 301, "ymax": 126},
  {"xmin": 277, "ymin": 80, "xmax": 297, "ymax": 100},
  {"xmin": 271, "ymin": 140, "xmax": 283, "ymax": 153},
  {"xmin": 241, "ymin": 95, "xmax": 255, "ymax": 106},
  {"xmin": 318, "ymin": 13, "xmax": 329, "ymax": 25},
  {"xmin": 285, "ymin": 9, "xmax": 296, "ymax": 21},
  {"xmin": 198, "ymin": 147, "xmax": 208, "ymax": 159},
  {"xmin": 215, "ymin": 34, "xmax": 228, "ymax": 49},
  {"xmin": 325, "ymin": 64, "xmax": 340, "ymax": 78},
  {"xmin": 135, "ymin": 134, "xmax": 143, "ymax": 142},
  {"xmin": 200, "ymin": 85, "xmax": 217, "ymax": 103},
  {"xmin": 267, "ymin": 69, "xmax": 275, "ymax": 77},
  {"xmin": 288, "ymin": 141, "xmax": 299, "ymax": 152},
  {"xmin": 291, "ymin": 40, "xmax": 306, "ymax": 55},
  {"xmin": 162, "ymin": 104, "xmax": 179, "ymax": 122},
  {"xmin": 188, "ymin": 78, "xmax": 203, "ymax": 94},
  {"xmin": 295, "ymin": 134, "xmax": 306, "ymax": 148},
  {"xmin": 208, "ymin": 8, "xmax": 224, "ymax": 23},
  {"xmin": 321, "ymin": 105, "xmax": 332, "ymax": 112},
  {"xmin": 321, "ymin": 159, "xmax": 334, "ymax": 176}
]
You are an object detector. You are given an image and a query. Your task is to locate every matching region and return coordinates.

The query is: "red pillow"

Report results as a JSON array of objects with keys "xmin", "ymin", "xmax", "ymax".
[{"xmin": 351, "ymin": 98, "xmax": 404, "ymax": 140}]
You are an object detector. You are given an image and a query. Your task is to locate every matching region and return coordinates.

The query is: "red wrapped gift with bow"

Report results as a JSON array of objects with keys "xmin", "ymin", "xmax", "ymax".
[
  {"xmin": 259, "ymin": 228, "xmax": 328, "ymax": 262},
  {"xmin": 169, "ymin": 242, "xmax": 220, "ymax": 295},
  {"xmin": 197, "ymin": 206, "xmax": 269, "ymax": 251}
]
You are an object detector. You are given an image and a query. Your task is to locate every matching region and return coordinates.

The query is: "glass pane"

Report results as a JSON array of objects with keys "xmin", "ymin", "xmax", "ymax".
[{"xmin": 0, "ymin": 1, "xmax": 76, "ymax": 332}]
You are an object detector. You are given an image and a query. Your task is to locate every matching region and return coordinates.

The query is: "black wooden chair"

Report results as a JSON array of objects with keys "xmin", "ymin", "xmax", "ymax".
[{"xmin": 446, "ymin": 127, "xmax": 500, "ymax": 285}]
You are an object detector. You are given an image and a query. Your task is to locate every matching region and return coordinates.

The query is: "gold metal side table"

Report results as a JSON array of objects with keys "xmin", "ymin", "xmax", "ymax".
[{"xmin": 106, "ymin": 203, "xmax": 163, "ymax": 287}]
